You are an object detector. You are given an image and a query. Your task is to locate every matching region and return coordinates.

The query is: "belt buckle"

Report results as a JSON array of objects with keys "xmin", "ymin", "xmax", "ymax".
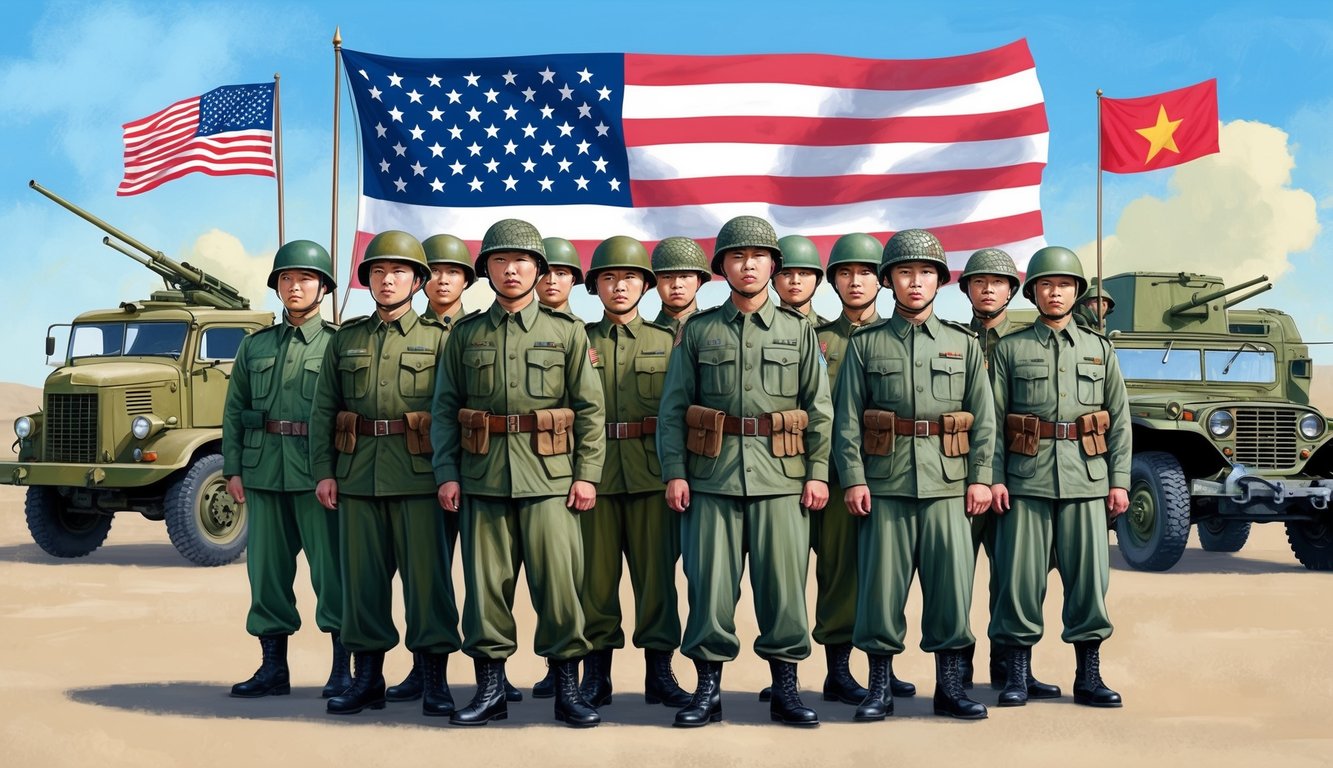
[
  {"xmin": 613, "ymin": 422, "xmax": 629, "ymax": 439},
  {"xmin": 277, "ymin": 420, "xmax": 293, "ymax": 435},
  {"xmin": 741, "ymin": 416, "xmax": 758, "ymax": 436},
  {"xmin": 507, "ymin": 414, "xmax": 521, "ymax": 433},
  {"xmin": 373, "ymin": 419, "xmax": 390, "ymax": 436},
  {"xmin": 1056, "ymin": 422, "xmax": 1072, "ymax": 440},
  {"xmin": 914, "ymin": 420, "xmax": 931, "ymax": 438}
]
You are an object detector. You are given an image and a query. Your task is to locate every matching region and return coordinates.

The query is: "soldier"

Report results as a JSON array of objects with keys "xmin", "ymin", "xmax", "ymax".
[
  {"xmin": 310, "ymin": 231, "xmax": 461, "ymax": 717},
  {"xmin": 657, "ymin": 215, "xmax": 833, "ymax": 728},
  {"xmin": 225, "ymin": 240, "xmax": 347, "ymax": 700},
  {"xmin": 1073, "ymin": 279, "xmax": 1116, "ymax": 330},
  {"xmin": 577, "ymin": 236, "xmax": 691, "ymax": 710},
  {"xmin": 432, "ymin": 218, "xmax": 606, "ymax": 728},
  {"xmin": 772, "ymin": 235, "xmax": 830, "ymax": 325},
  {"xmin": 832, "ymin": 229, "xmax": 996, "ymax": 721},
  {"xmin": 988, "ymin": 246, "xmax": 1129, "ymax": 709},
  {"xmin": 650, "ymin": 236, "xmax": 711, "ymax": 336},
  {"xmin": 538, "ymin": 236, "xmax": 583, "ymax": 313}
]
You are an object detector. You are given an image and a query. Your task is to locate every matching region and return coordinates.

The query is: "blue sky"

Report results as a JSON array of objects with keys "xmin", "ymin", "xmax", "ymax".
[{"xmin": 1, "ymin": 0, "xmax": 1329, "ymax": 386}]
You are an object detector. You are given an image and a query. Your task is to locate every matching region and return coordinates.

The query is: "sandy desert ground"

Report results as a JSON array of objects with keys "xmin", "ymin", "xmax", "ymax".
[{"xmin": 2, "ymin": 381, "xmax": 1333, "ymax": 768}]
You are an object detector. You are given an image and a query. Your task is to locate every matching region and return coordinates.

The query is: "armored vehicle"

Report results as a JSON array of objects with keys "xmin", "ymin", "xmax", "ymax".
[
  {"xmin": 1101, "ymin": 271, "xmax": 1333, "ymax": 571},
  {"xmin": 1, "ymin": 182, "xmax": 272, "ymax": 565}
]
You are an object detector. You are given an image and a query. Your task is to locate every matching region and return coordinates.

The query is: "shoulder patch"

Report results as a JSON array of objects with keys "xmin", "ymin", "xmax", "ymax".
[{"xmin": 588, "ymin": 347, "xmax": 600, "ymax": 365}]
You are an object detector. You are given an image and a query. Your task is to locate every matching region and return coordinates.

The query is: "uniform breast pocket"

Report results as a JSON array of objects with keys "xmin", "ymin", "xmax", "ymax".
[
  {"xmin": 866, "ymin": 357, "xmax": 905, "ymax": 404},
  {"xmin": 241, "ymin": 427, "xmax": 264, "ymax": 468},
  {"xmin": 698, "ymin": 347, "xmax": 737, "ymax": 397},
  {"xmin": 398, "ymin": 352, "xmax": 437, "ymax": 398},
  {"xmin": 634, "ymin": 356, "xmax": 667, "ymax": 400},
  {"xmin": 760, "ymin": 346, "xmax": 800, "ymax": 397},
  {"xmin": 462, "ymin": 348, "xmax": 496, "ymax": 397},
  {"xmin": 337, "ymin": 354, "xmax": 372, "ymax": 400},
  {"xmin": 250, "ymin": 356, "xmax": 277, "ymax": 400},
  {"xmin": 526, "ymin": 348, "xmax": 565, "ymax": 398},
  {"xmin": 301, "ymin": 358, "xmax": 322, "ymax": 400},
  {"xmin": 1012, "ymin": 364, "xmax": 1049, "ymax": 409},
  {"xmin": 930, "ymin": 356, "xmax": 965, "ymax": 403},
  {"xmin": 1076, "ymin": 363, "xmax": 1105, "ymax": 406}
]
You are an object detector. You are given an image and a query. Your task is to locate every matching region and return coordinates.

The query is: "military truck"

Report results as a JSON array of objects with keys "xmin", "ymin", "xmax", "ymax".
[
  {"xmin": 1100, "ymin": 271, "xmax": 1333, "ymax": 571},
  {"xmin": 1, "ymin": 182, "xmax": 272, "ymax": 565}
]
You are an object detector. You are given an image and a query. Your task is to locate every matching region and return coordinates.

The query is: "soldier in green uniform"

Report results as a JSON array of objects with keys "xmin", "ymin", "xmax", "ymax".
[
  {"xmin": 432, "ymin": 218, "xmax": 606, "ymax": 728},
  {"xmin": 832, "ymin": 229, "xmax": 996, "ymax": 722},
  {"xmin": 225, "ymin": 240, "xmax": 347, "ymax": 700},
  {"xmin": 310, "ymin": 231, "xmax": 461, "ymax": 717},
  {"xmin": 650, "ymin": 236, "xmax": 711, "ymax": 336},
  {"xmin": 538, "ymin": 236, "xmax": 582, "ymax": 313},
  {"xmin": 657, "ymin": 215, "xmax": 833, "ymax": 728},
  {"xmin": 1073, "ymin": 279, "xmax": 1115, "ymax": 330},
  {"xmin": 576, "ymin": 235, "xmax": 690, "ymax": 710},
  {"xmin": 772, "ymin": 234, "xmax": 830, "ymax": 325},
  {"xmin": 988, "ymin": 246, "xmax": 1129, "ymax": 708}
]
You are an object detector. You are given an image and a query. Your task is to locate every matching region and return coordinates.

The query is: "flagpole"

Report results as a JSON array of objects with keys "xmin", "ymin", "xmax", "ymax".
[
  {"xmin": 330, "ymin": 27, "xmax": 343, "ymax": 324},
  {"xmin": 274, "ymin": 73, "xmax": 285, "ymax": 246},
  {"xmin": 1096, "ymin": 88, "xmax": 1104, "ymax": 331}
]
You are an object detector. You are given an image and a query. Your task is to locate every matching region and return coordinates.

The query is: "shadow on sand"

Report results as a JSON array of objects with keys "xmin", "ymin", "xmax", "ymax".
[
  {"xmin": 1109, "ymin": 544, "xmax": 1312, "ymax": 576},
  {"xmin": 0, "ymin": 541, "xmax": 229, "ymax": 569}
]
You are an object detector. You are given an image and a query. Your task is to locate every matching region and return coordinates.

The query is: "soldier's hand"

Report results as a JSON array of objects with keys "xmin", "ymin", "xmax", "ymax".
[
  {"xmin": 1107, "ymin": 487, "xmax": 1129, "ymax": 518},
  {"xmin": 226, "ymin": 476, "xmax": 246, "ymax": 504},
  {"xmin": 990, "ymin": 484, "xmax": 1010, "ymax": 514},
  {"xmin": 665, "ymin": 479, "xmax": 691, "ymax": 513},
  {"xmin": 568, "ymin": 480, "xmax": 597, "ymax": 512},
  {"xmin": 438, "ymin": 482, "xmax": 461, "ymax": 513},
  {"xmin": 316, "ymin": 479, "xmax": 338, "ymax": 511},
  {"xmin": 965, "ymin": 483, "xmax": 992, "ymax": 516},
  {"xmin": 844, "ymin": 485, "xmax": 872, "ymax": 517},
  {"xmin": 801, "ymin": 480, "xmax": 829, "ymax": 511}
]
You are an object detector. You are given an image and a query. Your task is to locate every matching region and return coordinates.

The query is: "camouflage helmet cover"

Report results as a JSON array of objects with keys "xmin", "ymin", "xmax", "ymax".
[
  {"xmin": 269, "ymin": 239, "xmax": 336, "ymax": 290},
  {"xmin": 712, "ymin": 215, "xmax": 782, "ymax": 276},
  {"xmin": 879, "ymin": 228, "xmax": 951, "ymax": 285},
  {"xmin": 958, "ymin": 247, "xmax": 1020, "ymax": 293},
  {"xmin": 476, "ymin": 218, "xmax": 547, "ymax": 279},
  {"xmin": 585, "ymin": 235, "xmax": 655, "ymax": 293},
  {"xmin": 650, "ymin": 236, "xmax": 710, "ymax": 279}
]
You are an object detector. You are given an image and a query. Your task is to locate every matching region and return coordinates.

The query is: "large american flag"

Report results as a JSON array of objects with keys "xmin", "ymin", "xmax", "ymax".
[
  {"xmin": 342, "ymin": 42, "xmax": 1047, "ymax": 282},
  {"xmin": 117, "ymin": 83, "xmax": 276, "ymax": 196}
]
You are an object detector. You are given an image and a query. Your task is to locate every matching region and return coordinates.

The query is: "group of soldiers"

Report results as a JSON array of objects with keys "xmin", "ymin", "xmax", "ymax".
[{"xmin": 222, "ymin": 213, "xmax": 1130, "ymax": 729}]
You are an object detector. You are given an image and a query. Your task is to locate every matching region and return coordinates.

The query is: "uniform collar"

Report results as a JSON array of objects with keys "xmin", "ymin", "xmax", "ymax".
[
  {"xmin": 1031, "ymin": 319, "xmax": 1076, "ymax": 346},
  {"xmin": 280, "ymin": 315, "xmax": 325, "ymax": 343},
  {"xmin": 597, "ymin": 313, "xmax": 642, "ymax": 338},
  {"xmin": 970, "ymin": 313, "xmax": 1011, "ymax": 337},
  {"xmin": 368, "ymin": 308, "xmax": 420, "ymax": 336},
  {"xmin": 487, "ymin": 295, "xmax": 541, "ymax": 331},
  {"xmin": 424, "ymin": 303, "xmax": 466, "ymax": 327},
  {"xmin": 720, "ymin": 295, "xmax": 776, "ymax": 328},
  {"xmin": 888, "ymin": 311, "xmax": 940, "ymax": 339},
  {"xmin": 834, "ymin": 310, "xmax": 879, "ymax": 335}
]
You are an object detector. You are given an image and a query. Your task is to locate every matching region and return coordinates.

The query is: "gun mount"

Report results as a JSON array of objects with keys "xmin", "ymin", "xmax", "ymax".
[{"xmin": 1104, "ymin": 271, "xmax": 1272, "ymax": 334}]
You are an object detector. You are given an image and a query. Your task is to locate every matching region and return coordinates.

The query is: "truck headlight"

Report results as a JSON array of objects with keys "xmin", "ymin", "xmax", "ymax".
[
  {"xmin": 130, "ymin": 415, "xmax": 162, "ymax": 440},
  {"xmin": 1299, "ymin": 413, "xmax": 1324, "ymax": 440},
  {"xmin": 1207, "ymin": 410, "xmax": 1234, "ymax": 438},
  {"xmin": 14, "ymin": 416, "xmax": 33, "ymax": 439}
]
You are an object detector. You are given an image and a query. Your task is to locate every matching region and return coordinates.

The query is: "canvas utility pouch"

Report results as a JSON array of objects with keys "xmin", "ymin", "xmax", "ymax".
[
  {"xmin": 458, "ymin": 408, "xmax": 491, "ymax": 456},
  {"xmin": 403, "ymin": 411, "xmax": 432, "ymax": 456},
  {"xmin": 334, "ymin": 411, "xmax": 360, "ymax": 454},
  {"xmin": 940, "ymin": 411, "xmax": 974, "ymax": 458},
  {"xmin": 1006, "ymin": 414, "xmax": 1040, "ymax": 457},
  {"xmin": 768, "ymin": 409, "xmax": 809, "ymax": 458},
  {"xmin": 1078, "ymin": 410, "xmax": 1111, "ymax": 457},
  {"xmin": 863, "ymin": 409, "xmax": 897, "ymax": 457},
  {"xmin": 533, "ymin": 408, "xmax": 575, "ymax": 456},
  {"xmin": 685, "ymin": 405, "xmax": 725, "ymax": 458}
]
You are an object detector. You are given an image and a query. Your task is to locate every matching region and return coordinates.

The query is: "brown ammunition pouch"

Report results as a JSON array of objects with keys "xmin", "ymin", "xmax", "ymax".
[
  {"xmin": 403, "ymin": 411, "xmax": 432, "ymax": 456},
  {"xmin": 1006, "ymin": 414, "xmax": 1040, "ymax": 457},
  {"xmin": 768, "ymin": 409, "xmax": 809, "ymax": 458},
  {"xmin": 533, "ymin": 407, "xmax": 575, "ymax": 456},
  {"xmin": 940, "ymin": 411, "xmax": 974, "ymax": 458},
  {"xmin": 863, "ymin": 409, "xmax": 897, "ymax": 457},
  {"xmin": 334, "ymin": 411, "xmax": 360, "ymax": 454},
  {"xmin": 458, "ymin": 408, "xmax": 492, "ymax": 456},
  {"xmin": 1078, "ymin": 410, "xmax": 1111, "ymax": 457},
  {"xmin": 685, "ymin": 405, "xmax": 725, "ymax": 458}
]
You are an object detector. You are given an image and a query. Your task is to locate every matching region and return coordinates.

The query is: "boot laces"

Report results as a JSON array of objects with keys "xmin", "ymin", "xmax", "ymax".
[{"xmin": 941, "ymin": 654, "xmax": 967, "ymax": 699}]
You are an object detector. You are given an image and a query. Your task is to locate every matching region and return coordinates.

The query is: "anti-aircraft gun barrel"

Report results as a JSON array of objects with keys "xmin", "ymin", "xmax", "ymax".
[
  {"xmin": 1223, "ymin": 282, "xmax": 1274, "ymax": 309},
  {"xmin": 1167, "ymin": 274, "xmax": 1270, "ymax": 316}
]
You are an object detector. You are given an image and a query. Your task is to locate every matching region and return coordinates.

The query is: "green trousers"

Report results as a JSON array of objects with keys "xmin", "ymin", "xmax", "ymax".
[
  {"xmin": 460, "ymin": 494, "xmax": 591, "ymax": 661},
  {"xmin": 245, "ymin": 488, "xmax": 342, "ymax": 637},
  {"xmin": 988, "ymin": 496, "xmax": 1113, "ymax": 647},
  {"xmin": 681, "ymin": 492, "xmax": 811, "ymax": 663},
  {"xmin": 810, "ymin": 484, "xmax": 858, "ymax": 646},
  {"xmin": 338, "ymin": 494, "xmax": 461, "ymax": 654},
  {"xmin": 579, "ymin": 491, "xmax": 682, "ymax": 652},
  {"xmin": 854, "ymin": 495, "xmax": 975, "ymax": 655},
  {"xmin": 969, "ymin": 511, "xmax": 998, "ymax": 619}
]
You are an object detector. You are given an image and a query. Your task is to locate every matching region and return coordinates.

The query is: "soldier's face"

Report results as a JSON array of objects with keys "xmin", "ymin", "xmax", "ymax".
[
  {"xmin": 656, "ymin": 271, "xmax": 702, "ymax": 310},
  {"xmin": 1085, "ymin": 297, "xmax": 1111, "ymax": 319},
  {"xmin": 539, "ymin": 266, "xmax": 577, "ymax": 307},
  {"xmin": 1033, "ymin": 276, "xmax": 1079, "ymax": 315},
  {"xmin": 967, "ymin": 275, "xmax": 1012, "ymax": 314},
  {"xmin": 595, "ymin": 269, "xmax": 647, "ymax": 315},
  {"xmin": 886, "ymin": 262, "xmax": 939, "ymax": 310},
  {"xmin": 276, "ymin": 269, "xmax": 323, "ymax": 308},
  {"xmin": 832, "ymin": 265, "xmax": 879, "ymax": 310},
  {"xmin": 368, "ymin": 261, "xmax": 420, "ymax": 305},
  {"xmin": 721, "ymin": 247, "xmax": 774, "ymax": 294},
  {"xmin": 426, "ymin": 264, "xmax": 468, "ymax": 311},
  {"xmin": 773, "ymin": 267, "xmax": 820, "ymax": 308},
  {"xmin": 487, "ymin": 251, "xmax": 540, "ymax": 298}
]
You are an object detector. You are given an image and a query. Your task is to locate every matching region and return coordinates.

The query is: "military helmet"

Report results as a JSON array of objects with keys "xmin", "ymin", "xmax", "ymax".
[
  {"xmin": 651, "ymin": 236, "xmax": 710, "ymax": 280},
  {"xmin": 1022, "ymin": 245, "xmax": 1087, "ymax": 301},
  {"xmin": 477, "ymin": 218, "xmax": 547, "ymax": 279},
  {"xmin": 422, "ymin": 234, "xmax": 476, "ymax": 287},
  {"xmin": 1080, "ymin": 279, "xmax": 1116, "ymax": 310},
  {"xmin": 585, "ymin": 235, "xmax": 655, "ymax": 293},
  {"xmin": 958, "ymin": 247, "xmax": 1020, "ymax": 293},
  {"xmin": 357, "ymin": 230, "xmax": 429, "ymax": 286},
  {"xmin": 826, "ymin": 233, "xmax": 882, "ymax": 273},
  {"xmin": 268, "ymin": 239, "xmax": 336, "ymax": 291},
  {"xmin": 775, "ymin": 235, "xmax": 823, "ymax": 283},
  {"xmin": 880, "ymin": 228, "xmax": 951, "ymax": 285},
  {"xmin": 542, "ymin": 237, "xmax": 584, "ymax": 284},
  {"xmin": 712, "ymin": 215, "xmax": 782, "ymax": 275}
]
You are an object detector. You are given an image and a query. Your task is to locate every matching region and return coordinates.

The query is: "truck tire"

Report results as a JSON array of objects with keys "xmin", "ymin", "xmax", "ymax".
[
  {"xmin": 1286, "ymin": 517, "xmax": 1333, "ymax": 571},
  {"xmin": 1197, "ymin": 518, "xmax": 1251, "ymax": 553},
  {"xmin": 1116, "ymin": 451, "xmax": 1191, "ymax": 572},
  {"xmin": 24, "ymin": 486, "xmax": 112, "ymax": 558},
  {"xmin": 164, "ymin": 453, "xmax": 247, "ymax": 566}
]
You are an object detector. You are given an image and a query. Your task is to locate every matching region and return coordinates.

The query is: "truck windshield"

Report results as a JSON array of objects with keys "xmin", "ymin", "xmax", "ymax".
[
  {"xmin": 1204, "ymin": 348, "xmax": 1275, "ymax": 383},
  {"xmin": 1116, "ymin": 348, "xmax": 1203, "ymax": 381},
  {"xmin": 69, "ymin": 322, "xmax": 189, "ymax": 359}
]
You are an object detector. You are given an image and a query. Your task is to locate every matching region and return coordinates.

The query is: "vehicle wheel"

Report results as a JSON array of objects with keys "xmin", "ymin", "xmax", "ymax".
[
  {"xmin": 164, "ymin": 453, "xmax": 247, "ymax": 566},
  {"xmin": 1286, "ymin": 516, "xmax": 1333, "ymax": 571},
  {"xmin": 1115, "ymin": 451, "xmax": 1191, "ymax": 571},
  {"xmin": 1197, "ymin": 518, "xmax": 1251, "ymax": 553},
  {"xmin": 24, "ymin": 486, "xmax": 112, "ymax": 558}
]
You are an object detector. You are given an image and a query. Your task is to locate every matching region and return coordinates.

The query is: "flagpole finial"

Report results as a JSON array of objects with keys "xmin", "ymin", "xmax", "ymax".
[
  {"xmin": 1096, "ymin": 88, "xmax": 1103, "ymax": 97},
  {"xmin": 273, "ymin": 72, "xmax": 280, "ymax": 82},
  {"xmin": 333, "ymin": 27, "xmax": 342, "ymax": 47}
]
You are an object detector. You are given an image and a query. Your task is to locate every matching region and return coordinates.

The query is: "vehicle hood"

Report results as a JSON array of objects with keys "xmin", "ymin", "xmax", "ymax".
[{"xmin": 47, "ymin": 362, "xmax": 179, "ymax": 388}]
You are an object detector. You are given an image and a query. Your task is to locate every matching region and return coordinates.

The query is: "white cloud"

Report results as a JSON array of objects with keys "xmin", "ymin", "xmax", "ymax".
[{"xmin": 181, "ymin": 229, "xmax": 274, "ymax": 311}]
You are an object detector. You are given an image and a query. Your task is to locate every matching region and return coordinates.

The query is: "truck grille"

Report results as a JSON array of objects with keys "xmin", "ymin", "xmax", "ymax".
[
  {"xmin": 45, "ymin": 393, "xmax": 98, "ymax": 463},
  {"xmin": 1233, "ymin": 408, "xmax": 1297, "ymax": 469},
  {"xmin": 125, "ymin": 389, "xmax": 153, "ymax": 415}
]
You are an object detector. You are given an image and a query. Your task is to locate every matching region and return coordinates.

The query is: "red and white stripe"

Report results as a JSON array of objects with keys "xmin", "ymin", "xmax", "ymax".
[{"xmin": 117, "ymin": 95, "xmax": 274, "ymax": 197}]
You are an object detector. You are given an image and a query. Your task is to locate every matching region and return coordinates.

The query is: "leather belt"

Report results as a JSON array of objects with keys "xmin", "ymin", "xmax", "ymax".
[
  {"xmin": 893, "ymin": 419, "xmax": 941, "ymax": 437},
  {"xmin": 606, "ymin": 417, "xmax": 657, "ymax": 439},
  {"xmin": 1038, "ymin": 420, "xmax": 1080, "ymax": 440},
  {"xmin": 355, "ymin": 418, "xmax": 407, "ymax": 437},
  {"xmin": 722, "ymin": 415, "xmax": 772, "ymax": 437},
  {"xmin": 487, "ymin": 414, "xmax": 538, "ymax": 434},
  {"xmin": 264, "ymin": 420, "xmax": 309, "ymax": 436}
]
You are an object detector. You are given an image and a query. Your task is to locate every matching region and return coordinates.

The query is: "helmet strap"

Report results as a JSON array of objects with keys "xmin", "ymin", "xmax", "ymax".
[
  {"xmin": 374, "ymin": 279, "xmax": 422, "ymax": 314},
  {"xmin": 281, "ymin": 285, "xmax": 325, "ymax": 322}
]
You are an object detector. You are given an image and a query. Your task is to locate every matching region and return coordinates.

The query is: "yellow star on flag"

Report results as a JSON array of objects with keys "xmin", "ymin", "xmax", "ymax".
[{"xmin": 1135, "ymin": 104, "xmax": 1183, "ymax": 163}]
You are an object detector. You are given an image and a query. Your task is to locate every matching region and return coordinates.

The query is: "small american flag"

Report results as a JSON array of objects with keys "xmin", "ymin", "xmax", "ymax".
[
  {"xmin": 117, "ymin": 82, "xmax": 276, "ymax": 196},
  {"xmin": 342, "ymin": 42, "xmax": 1048, "ymax": 282}
]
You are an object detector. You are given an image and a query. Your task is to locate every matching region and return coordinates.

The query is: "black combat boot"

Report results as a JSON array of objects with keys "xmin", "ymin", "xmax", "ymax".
[
  {"xmin": 821, "ymin": 643, "xmax": 870, "ymax": 704},
  {"xmin": 960, "ymin": 642, "xmax": 977, "ymax": 689},
  {"xmin": 385, "ymin": 653, "xmax": 423, "ymax": 702},
  {"xmin": 853, "ymin": 654, "xmax": 893, "ymax": 721},
  {"xmin": 500, "ymin": 664, "xmax": 523, "ymax": 702},
  {"xmin": 231, "ymin": 634, "xmax": 290, "ymax": 698},
  {"xmin": 769, "ymin": 660, "xmax": 819, "ymax": 727},
  {"xmin": 326, "ymin": 651, "xmax": 386, "ymax": 714},
  {"xmin": 449, "ymin": 658, "xmax": 508, "ymax": 725},
  {"xmin": 421, "ymin": 653, "xmax": 455, "ymax": 717},
  {"xmin": 644, "ymin": 649, "xmax": 691, "ymax": 707},
  {"xmin": 890, "ymin": 671, "xmax": 917, "ymax": 697},
  {"xmin": 531, "ymin": 659, "xmax": 557, "ymax": 699},
  {"xmin": 579, "ymin": 648, "xmax": 614, "ymax": 707},
  {"xmin": 1073, "ymin": 640, "xmax": 1122, "ymax": 708},
  {"xmin": 997, "ymin": 645, "xmax": 1030, "ymax": 707},
  {"xmin": 932, "ymin": 650, "xmax": 987, "ymax": 720},
  {"xmin": 989, "ymin": 644, "xmax": 1008, "ymax": 690},
  {"xmin": 321, "ymin": 632, "xmax": 353, "ymax": 698},
  {"xmin": 554, "ymin": 658, "xmax": 601, "ymax": 728},
  {"xmin": 674, "ymin": 660, "xmax": 722, "ymax": 727}
]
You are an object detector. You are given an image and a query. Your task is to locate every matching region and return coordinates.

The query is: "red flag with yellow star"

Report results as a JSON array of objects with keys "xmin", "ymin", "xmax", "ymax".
[{"xmin": 1100, "ymin": 79, "xmax": 1218, "ymax": 174}]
